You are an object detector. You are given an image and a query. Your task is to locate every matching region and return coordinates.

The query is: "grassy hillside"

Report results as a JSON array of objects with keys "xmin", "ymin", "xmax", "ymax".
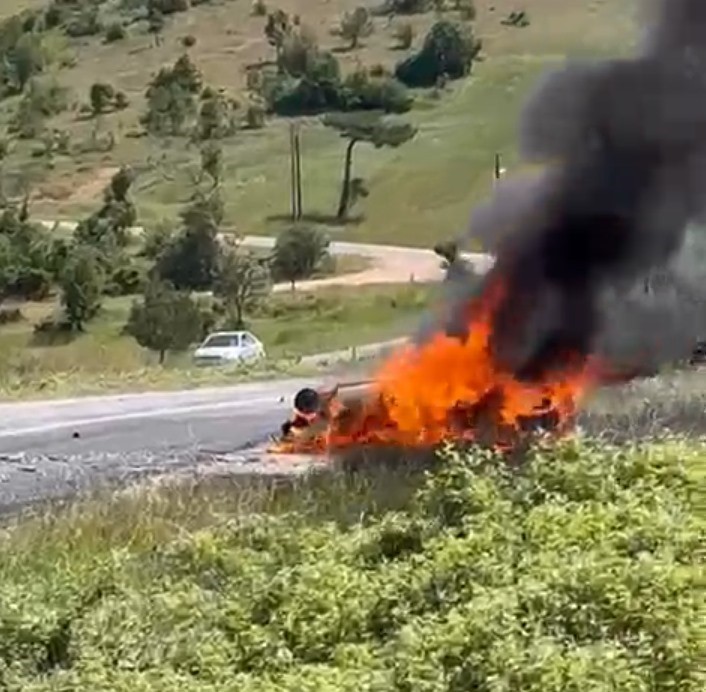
[
  {"xmin": 1, "ymin": 0, "xmax": 639, "ymax": 247},
  {"xmin": 1, "ymin": 434, "xmax": 703, "ymax": 690}
]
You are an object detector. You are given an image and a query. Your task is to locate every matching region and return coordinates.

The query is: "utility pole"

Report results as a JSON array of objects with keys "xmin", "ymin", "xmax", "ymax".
[
  {"xmin": 289, "ymin": 122, "xmax": 297, "ymax": 221},
  {"xmin": 294, "ymin": 121, "xmax": 302, "ymax": 220},
  {"xmin": 289, "ymin": 121, "xmax": 303, "ymax": 221}
]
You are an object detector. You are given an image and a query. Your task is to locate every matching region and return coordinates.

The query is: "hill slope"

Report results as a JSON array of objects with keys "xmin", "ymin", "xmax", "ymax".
[{"xmin": 1, "ymin": 0, "xmax": 638, "ymax": 246}]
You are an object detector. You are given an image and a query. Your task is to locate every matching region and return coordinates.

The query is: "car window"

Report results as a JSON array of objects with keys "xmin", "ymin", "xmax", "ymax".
[
  {"xmin": 242, "ymin": 333, "xmax": 255, "ymax": 346},
  {"xmin": 203, "ymin": 334, "xmax": 239, "ymax": 348}
]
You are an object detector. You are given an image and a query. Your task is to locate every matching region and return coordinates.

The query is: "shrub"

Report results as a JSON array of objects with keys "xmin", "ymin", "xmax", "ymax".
[
  {"xmin": 245, "ymin": 101, "xmax": 266, "ymax": 129},
  {"xmin": 65, "ymin": 7, "xmax": 102, "ymax": 37},
  {"xmin": 114, "ymin": 90, "xmax": 129, "ymax": 110},
  {"xmin": 182, "ymin": 34, "xmax": 197, "ymax": 48},
  {"xmin": 89, "ymin": 82, "xmax": 115, "ymax": 116},
  {"xmin": 395, "ymin": 19, "xmax": 481, "ymax": 87},
  {"xmin": 270, "ymin": 51, "xmax": 343, "ymax": 115},
  {"xmin": 343, "ymin": 69, "xmax": 413, "ymax": 113},
  {"xmin": 0, "ymin": 439, "xmax": 701, "ymax": 690},
  {"xmin": 0, "ymin": 307, "xmax": 23, "ymax": 325},
  {"xmin": 393, "ymin": 20, "xmax": 415, "ymax": 49},
  {"xmin": 376, "ymin": 0, "xmax": 432, "ymax": 15},
  {"xmin": 105, "ymin": 262, "xmax": 147, "ymax": 297},
  {"xmin": 150, "ymin": 0, "xmax": 189, "ymax": 14},
  {"xmin": 456, "ymin": 0, "xmax": 476, "ymax": 21},
  {"xmin": 104, "ymin": 21, "xmax": 126, "ymax": 42},
  {"xmin": 271, "ymin": 225, "xmax": 330, "ymax": 289},
  {"xmin": 339, "ymin": 7, "xmax": 374, "ymax": 50},
  {"xmin": 252, "ymin": 0, "xmax": 268, "ymax": 16}
]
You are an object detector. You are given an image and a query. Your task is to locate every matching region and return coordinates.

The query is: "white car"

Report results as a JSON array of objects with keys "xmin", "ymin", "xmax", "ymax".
[{"xmin": 193, "ymin": 331, "xmax": 266, "ymax": 367}]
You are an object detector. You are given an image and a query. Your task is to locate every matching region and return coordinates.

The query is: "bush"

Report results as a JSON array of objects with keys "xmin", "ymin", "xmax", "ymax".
[
  {"xmin": 150, "ymin": 0, "xmax": 189, "ymax": 14},
  {"xmin": 396, "ymin": 19, "xmax": 481, "ymax": 87},
  {"xmin": 376, "ymin": 0, "xmax": 433, "ymax": 15},
  {"xmin": 0, "ymin": 438, "xmax": 701, "ymax": 690},
  {"xmin": 339, "ymin": 6, "xmax": 374, "ymax": 49},
  {"xmin": 456, "ymin": 0, "xmax": 476, "ymax": 21},
  {"xmin": 0, "ymin": 307, "xmax": 24, "ymax": 325},
  {"xmin": 393, "ymin": 20, "xmax": 415, "ymax": 49},
  {"xmin": 245, "ymin": 101, "xmax": 266, "ymax": 129},
  {"xmin": 114, "ymin": 90, "xmax": 129, "ymax": 110},
  {"xmin": 104, "ymin": 262, "xmax": 147, "ymax": 297},
  {"xmin": 182, "ymin": 34, "xmax": 197, "ymax": 48},
  {"xmin": 271, "ymin": 225, "xmax": 330, "ymax": 288},
  {"xmin": 65, "ymin": 7, "xmax": 102, "ymax": 37},
  {"xmin": 252, "ymin": 0, "xmax": 268, "ymax": 16},
  {"xmin": 343, "ymin": 69, "xmax": 413, "ymax": 113},
  {"xmin": 270, "ymin": 51, "xmax": 343, "ymax": 115},
  {"xmin": 104, "ymin": 21, "xmax": 126, "ymax": 42}
]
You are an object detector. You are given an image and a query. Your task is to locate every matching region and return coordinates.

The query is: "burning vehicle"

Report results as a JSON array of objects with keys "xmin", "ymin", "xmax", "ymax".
[{"xmin": 273, "ymin": 0, "xmax": 706, "ymax": 457}]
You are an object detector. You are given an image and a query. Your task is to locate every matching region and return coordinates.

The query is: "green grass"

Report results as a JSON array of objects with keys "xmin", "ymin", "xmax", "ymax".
[
  {"xmin": 3, "ymin": 0, "xmax": 639, "ymax": 247},
  {"xmin": 1, "ymin": 436, "xmax": 703, "ymax": 690},
  {"xmin": 0, "ymin": 282, "xmax": 433, "ymax": 399}
]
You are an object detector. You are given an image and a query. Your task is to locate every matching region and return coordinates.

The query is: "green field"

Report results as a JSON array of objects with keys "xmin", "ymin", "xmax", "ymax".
[
  {"xmin": 1, "ymin": 432, "xmax": 703, "ymax": 690},
  {"xmin": 0, "ymin": 282, "xmax": 433, "ymax": 399},
  {"xmin": 2, "ymin": 0, "xmax": 639, "ymax": 247}
]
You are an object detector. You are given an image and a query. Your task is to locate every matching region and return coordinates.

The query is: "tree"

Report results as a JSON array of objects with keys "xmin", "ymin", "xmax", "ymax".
[
  {"xmin": 200, "ymin": 142, "xmax": 223, "ymax": 188},
  {"xmin": 395, "ymin": 19, "xmax": 481, "ymax": 87},
  {"xmin": 147, "ymin": 5, "xmax": 165, "ymax": 46},
  {"xmin": 60, "ymin": 246, "xmax": 104, "ymax": 331},
  {"xmin": 340, "ymin": 7, "xmax": 374, "ymax": 50},
  {"xmin": 157, "ymin": 191, "xmax": 222, "ymax": 290},
  {"xmin": 271, "ymin": 225, "xmax": 329, "ymax": 290},
  {"xmin": 323, "ymin": 112, "xmax": 417, "ymax": 220},
  {"xmin": 125, "ymin": 279, "xmax": 204, "ymax": 364},
  {"xmin": 197, "ymin": 88, "xmax": 237, "ymax": 139},
  {"xmin": 7, "ymin": 34, "xmax": 44, "ymax": 93},
  {"xmin": 214, "ymin": 240, "xmax": 271, "ymax": 327},
  {"xmin": 74, "ymin": 167, "xmax": 137, "ymax": 251},
  {"xmin": 278, "ymin": 25, "xmax": 319, "ymax": 77},
  {"xmin": 143, "ymin": 54, "xmax": 203, "ymax": 136},
  {"xmin": 89, "ymin": 82, "xmax": 115, "ymax": 117},
  {"xmin": 265, "ymin": 9, "xmax": 291, "ymax": 63}
]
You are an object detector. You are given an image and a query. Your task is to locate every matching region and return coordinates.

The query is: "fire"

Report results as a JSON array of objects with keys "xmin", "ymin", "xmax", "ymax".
[{"xmin": 273, "ymin": 276, "xmax": 605, "ymax": 454}]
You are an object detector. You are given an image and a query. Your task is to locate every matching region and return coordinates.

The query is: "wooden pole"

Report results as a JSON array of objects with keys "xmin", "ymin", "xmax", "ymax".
[
  {"xmin": 294, "ymin": 122, "xmax": 303, "ymax": 220},
  {"xmin": 289, "ymin": 122, "xmax": 297, "ymax": 221}
]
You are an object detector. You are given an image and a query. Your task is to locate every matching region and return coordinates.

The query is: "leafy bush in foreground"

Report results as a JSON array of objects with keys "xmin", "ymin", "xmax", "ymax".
[{"xmin": 0, "ymin": 438, "xmax": 703, "ymax": 690}]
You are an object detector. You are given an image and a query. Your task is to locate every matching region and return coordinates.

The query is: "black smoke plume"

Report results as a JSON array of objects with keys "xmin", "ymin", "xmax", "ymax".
[{"xmin": 437, "ymin": 0, "xmax": 706, "ymax": 380}]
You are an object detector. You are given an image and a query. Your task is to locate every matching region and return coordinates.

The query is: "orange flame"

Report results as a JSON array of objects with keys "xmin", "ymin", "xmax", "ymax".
[{"xmin": 274, "ymin": 277, "xmax": 605, "ymax": 454}]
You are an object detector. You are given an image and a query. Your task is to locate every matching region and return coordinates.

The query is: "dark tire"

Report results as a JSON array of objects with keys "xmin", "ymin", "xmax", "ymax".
[{"xmin": 294, "ymin": 387, "xmax": 320, "ymax": 415}]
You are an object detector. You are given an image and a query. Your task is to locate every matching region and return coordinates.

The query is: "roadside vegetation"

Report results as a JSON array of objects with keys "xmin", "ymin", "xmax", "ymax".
[
  {"xmin": 0, "ymin": 281, "xmax": 432, "ymax": 398},
  {"xmin": 0, "ymin": 0, "xmax": 638, "ymax": 397},
  {"xmin": 1, "ymin": 432, "xmax": 703, "ymax": 690}
]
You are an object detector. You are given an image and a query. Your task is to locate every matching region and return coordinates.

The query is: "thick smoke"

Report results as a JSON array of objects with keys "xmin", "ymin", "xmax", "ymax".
[{"xmin": 443, "ymin": 0, "xmax": 706, "ymax": 379}]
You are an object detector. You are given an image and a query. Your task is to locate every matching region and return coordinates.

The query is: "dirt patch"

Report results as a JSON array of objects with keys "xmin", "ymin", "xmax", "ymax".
[{"xmin": 68, "ymin": 166, "xmax": 119, "ymax": 205}]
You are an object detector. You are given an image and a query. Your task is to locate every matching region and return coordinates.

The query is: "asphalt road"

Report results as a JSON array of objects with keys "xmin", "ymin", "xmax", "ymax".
[{"xmin": 0, "ymin": 378, "xmax": 319, "ymax": 512}]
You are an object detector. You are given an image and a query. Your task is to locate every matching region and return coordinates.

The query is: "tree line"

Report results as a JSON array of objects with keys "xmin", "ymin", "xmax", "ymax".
[{"xmin": 0, "ymin": 159, "xmax": 346, "ymax": 364}]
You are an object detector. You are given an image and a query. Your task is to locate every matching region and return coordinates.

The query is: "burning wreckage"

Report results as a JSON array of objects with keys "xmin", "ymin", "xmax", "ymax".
[{"xmin": 273, "ymin": 0, "xmax": 706, "ymax": 457}]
